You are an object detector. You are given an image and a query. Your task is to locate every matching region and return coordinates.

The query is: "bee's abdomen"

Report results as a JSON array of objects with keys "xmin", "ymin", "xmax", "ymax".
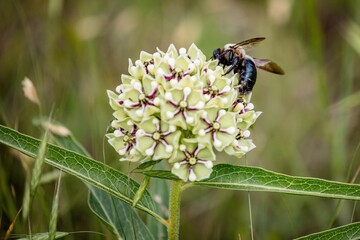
[{"xmin": 239, "ymin": 58, "xmax": 257, "ymax": 93}]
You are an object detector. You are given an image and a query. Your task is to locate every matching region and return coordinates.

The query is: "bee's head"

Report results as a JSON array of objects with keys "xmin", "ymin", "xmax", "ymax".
[{"xmin": 212, "ymin": 48, "xmax": 222, "ymax": 60}]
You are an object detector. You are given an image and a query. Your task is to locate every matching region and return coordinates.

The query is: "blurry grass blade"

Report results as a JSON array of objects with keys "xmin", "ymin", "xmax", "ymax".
[
  {"xmin": 30, "ymin": 128, "xmax": 49, "ymax": 198},
  {"xmin": 36, "ymin": 118, "xmax": 91, "ymax": 167},
  {"xmin": 185, "ymin": 164, "xmax": 360, "ymax": 200},
  {"xmin": 75, "ymin": 15, "xmax": 105, "ymax": 40},
  {"xmin": 0, "ymin": 125, "xmax": 166, "ymax": 225},
  {"xmin": 48, "ymin": 0, "xmax": 63, "ymax": 18},
  {"xmin": 5, "ymin": 209, "xmax": 21, "ymax": 240},
  {"xmin": 49, "ymin": 172, "xmax": 62, "ymax": 240},
  {"xmin": 89, "ymin": 187, "xmax": 155, "ymax": 240},
  {"xmin": 345, "ymin": 21, "xmax": 360, "ymax": 55},
  {"xmin": 34, "ymin": 117, "xmax": 90, "ymax": 156},
  {"xmin": 33, "ymin": 117, "xmax": 72, "ymax": 137},
  {"xmin": 22, "ymin": 178, "xmax": 30, "ymax": 220},
  {"xmin": 0, "ymin": 161, "xmax": 19, "ymax": 222},
  {"xmin": 17, "ymin": 232, "xmax": 69, "ymax": 240},
  {"xmin": 133, "ymin": 176, "xmax": 150, "ymax": 207},
  {"xmin": 333, "ymin": 91, "xmax": 360, "ymax": 113},
  {"xmin": 22, "ymin": 128, "xmax": 50, "ymax": 219},
  {"xmin": 298, "ymin": 0, "xmax": 328, "ymax": 107},
  {"xmin": 294, "ymin": 221, "xmax": 360, "ymax": 240},
  {"xmin": 349, "ymin": 140, "xmax": 360, "ymax": 184},
  {"xmin": 39, "ymin": 169, "xmax": 62, "ymax": 184},
  {"xmin": 22, "ymin": 77, "xmax": 40, "ymax": 105},
  {"xmin": 329, "ymin": 140, "xmax": 360, "ymax": 227},
  {"xmin": 43, "ymin": 121, "xmax": 71, "ymax": 137}
]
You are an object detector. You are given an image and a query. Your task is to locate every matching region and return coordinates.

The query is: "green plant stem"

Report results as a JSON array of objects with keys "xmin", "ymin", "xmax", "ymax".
[{"xmin": 168, "ymin": 180, "xmax": 182, "ymax": 240}]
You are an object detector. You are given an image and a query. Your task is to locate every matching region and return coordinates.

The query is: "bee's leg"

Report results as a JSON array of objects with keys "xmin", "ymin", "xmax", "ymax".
[
  {"xmin": 237, "ymin": 82, "xmax": 248, "ymax": 95},
  {"xmin": 223, "ymin": 56, "xmax": 240, "ymax": 75},
  {"xmin": 223, "ymin": 66, "xmax": 234, "ymax": 75}
]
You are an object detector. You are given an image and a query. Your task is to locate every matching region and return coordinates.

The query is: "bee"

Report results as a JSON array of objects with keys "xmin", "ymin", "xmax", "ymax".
[{"xmin": 212, "ymin": 37, "xmax": 285, "ymax": 94}]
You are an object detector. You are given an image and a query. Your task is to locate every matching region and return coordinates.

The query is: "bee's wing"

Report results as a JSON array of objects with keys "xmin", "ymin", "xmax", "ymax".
[
  {"xmin": 253, "ymin": 58, "xmax": 285, "ymax": 75},
  {"xmin": 233, "ymin": 37, "xmax": 266, "ymax": 50}
]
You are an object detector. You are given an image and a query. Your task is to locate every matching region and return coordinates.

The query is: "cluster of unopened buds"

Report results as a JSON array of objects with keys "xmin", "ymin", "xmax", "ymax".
[{"xmin": 106, "ymin": 44, "xmax": 261, "ymax": 182}]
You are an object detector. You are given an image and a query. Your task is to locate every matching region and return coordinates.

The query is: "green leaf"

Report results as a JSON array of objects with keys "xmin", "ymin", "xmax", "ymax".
[
  {"xmin": 135, "ymin": 160, "xmax": 162, "ymax": 170},
  {"xmin": 89, "ymin": 187, "xmax": 155, "ymax": 240},
  {"xmin": 191, "ymin": 164, "xmax": 360, "ymax": 200},
  {"xmin": 143, "ymin": 170, "xmax": 180, "ymax": 180},
  {"xmin": 146, "ymin": 164, "xmax": 360, "ymax": 200},
  {"xmin": 294, "ymin": 222, "xmax": 360, "ymax": 240},
  {"xmin": 0, "ymin": 125, "xmax": 165, "ymax": 225},
  {"xmin": 49, "ymin": 173, "xmax": 62, "ymax": 240}
]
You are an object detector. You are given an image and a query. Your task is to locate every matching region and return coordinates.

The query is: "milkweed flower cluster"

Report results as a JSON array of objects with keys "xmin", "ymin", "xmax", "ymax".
[{"xmin": 106, "ymin": 44, "xmax": 261, "ymax": 182}]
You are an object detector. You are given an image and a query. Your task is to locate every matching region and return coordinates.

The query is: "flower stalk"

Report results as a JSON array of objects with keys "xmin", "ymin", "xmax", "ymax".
[{"xmin": 168, "ymin": 180, "xmax": 183, "ymax": 240}]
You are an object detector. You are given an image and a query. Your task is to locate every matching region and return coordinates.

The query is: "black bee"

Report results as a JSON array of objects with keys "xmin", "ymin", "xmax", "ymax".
[{"xmin": 212, "ymin": 37, "xmax": 285, "ymax": 94}]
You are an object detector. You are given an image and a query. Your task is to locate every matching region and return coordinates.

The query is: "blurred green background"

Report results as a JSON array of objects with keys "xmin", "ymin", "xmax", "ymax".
[{"xmin": 1, "ymin": 0, "xmax": 360, "ymax": 239}]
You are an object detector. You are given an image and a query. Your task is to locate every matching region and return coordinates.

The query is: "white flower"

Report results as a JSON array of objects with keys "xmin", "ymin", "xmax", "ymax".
[{"xmin": 107, "ymin": 43, "xmax": 260, "ymax": 181}]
